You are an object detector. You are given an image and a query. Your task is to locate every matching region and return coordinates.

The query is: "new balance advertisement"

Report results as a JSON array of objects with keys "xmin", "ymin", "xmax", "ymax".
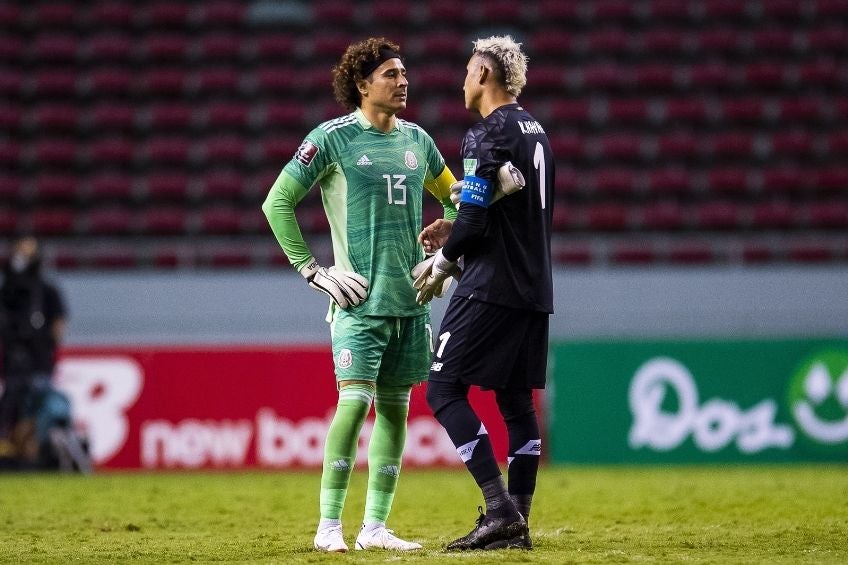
[
  {"xmin": 549, "ymin": 339, "xmax": 848, "ymax": 463},
  {"xmin": 54, "ymin": 346, "xmax": 532, "ymax": 470}
]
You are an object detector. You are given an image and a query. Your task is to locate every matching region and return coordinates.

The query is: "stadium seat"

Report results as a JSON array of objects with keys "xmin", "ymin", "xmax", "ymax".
[
  {"xmin": 145, "ymin": 136, "xmax": 192, "ymax": 165},
  {"xmin": 205, "ymin": 102, "xmax": 250, "ymax": 130},
  {"xmin": 0, "ymin": 3, "xmax": 21, "ymax": 29},
  {"xmin": 798, "ymin": 58, "xmax": 840, "ymax": 86},
  {"xmin": 89, "ymin": 2, "xmax": 134, "ymax": 27},
  {"xmin": 140, "ymin": 34, "xmax": 191, "ymax": 62},
  {"xmin": 787, "ymin": 241, "xmax": 835, "ymax": 263},
  {"xmin": 668, "ymin": 241, "xmax": 717, "ymax": 264},
  {"xmin": 195, "ymin": 67, "xmax": 241, "ymax": 94},
  {"xmin": 750, "ymin": 200, "xmax": 796, "ymax": 229},
  {"xmin": 148, "ymin": 102, "xmax": 194, "ymax": 131},
  {"xmin": 31, "ymin": 68, "xmax": 78, "ymax": 97},
  {"xmin": 143, "ymin": 2, "xmax": 192, "ymax": 28},
  {"xmin": 198, "ymin": 33, "xmax": 242, "ymax": 60},
  {"xmin": 592, "ymin": 0, "xmax": 637, "ymax": 21},
  {"xmin": 199, "ymin": 206, "xmax": 243, "ymax": 235},
  {"xmin": 548, "ymin": 134, "xmax": 585, "ymax": 159},
  {"xmin": 370, "ymin": 0, "xmax": 414, "ymax": 23},
  {"xmin": 0, "ymin": 208, "xmax": 19, "ymax": 236},
  {"xmin": 32, "ymin": 174, "xmax": 79, "ymax": 203},
  {"xmin": 310, "ymin": 34, "xmax": 356, "ymax": 59},
  {"xmin": 0, "ymin": 104, "xmax": 20, "ymax": 131},
  {"xmin": 31, "ymin": 34, "xmax": 77, "ymax": 62},
  {"xmin": 83, "ymin": 205, "xmax": 135, "ymax": 236},
  {"xmin": 255, "ymin": 67, "xmax": 295, "ymax": 94},
  {"xmin": 805, "ymin": 201, "xmax": 848, "ymax": 229},
  {"xmin": 29, "ymin": 208, "xmax": 76, "ymax": 236},
  {"xmin": 751, "ymin": 29, "xmax": 796, "ymax": 53},
  {"xmin": 201, "ymin": 169, "xmax": 245, "ymax": 199},
  {"xmin": 587, "ymin": 202, "xmax": 631, "ymax": 231},
  {"xmin": 826, "ymin": 131, "xmax": 848, "ymax": 156},
  {"xmin": 706, "ymin": 168, "xmax": 751, "ymax": 194},
  {"xmin": 88, "ymin": 136, "xmax": 134, "ymax": 167},
  {"xmin": 85, "ymin": 66, "xmax": 134, "ymax": 97},
  {"xmin": 694, "ymin": 200, "xmax": 742, "ymax": 230},
  {"xmin": 137, "ymin": 207, "xmax": 189, "ymax": 235},
  {"xmin": 139, "ymin": 68, "xmax": 189, "ymax": 96},
  {"xmin": 201, "ymin": 247, "xmax": 255, "ymax": 268},
  {"xmin": 741, "ymin": 243, "xmax": 776, "ymax": 264},
  {"xmin": 0, "ymin": 70, "xmax": 22, "ymax": 97},
  {"xmin": 0, "ymin": 174, "xmax": 21, "ymax": 202},
  {"xmin": 705, "ymin": 131, "xmax": 755, "ymax": 159},
  {"xmin": 770, "ymin": 131, "xmax": 813, "ymax": 157},
  {"xmin": 426, "ymin": 0, "xmax": 467, "ymax": 21},
  {"xmin": 85, "ymin": 33, "xmax": 133, "ymax": 62},
  {"xmin": 0, "ymin": 140, "xmax": 19, "ymax": 169},
  {"xmin": 549, "ymin": 99, "xmax": 593, "ymax": 125},
  {"xmin": 633, "ymin": 64, "xmax": 677, "ymax": 89},
  {"xmin": 88, "ymin": 102, "xmax": 136, "ymax": 132},
  {"xmin": 200, "ymin": 1, "xmax": 245, "ymax": 26},
  {"xmin": 553, "ymin": 243, "xmax": 593, "ymax": 266},
  {"xmin": 255, "ymin": 34, "xmax": 296, "ymax": 61},
  {"xmin": 663, "ymin": 97, "xmax": 709, "ymax": 124},
  {"xmin": 587, "ymin": 28, "xmax": 630, "ymax": 55},
  {"xmin": 91, "ymin": 247, "xmax": 140, "ymax": 269},
  {"xmin": 641, "ymin": 200, "xmax": 686, "ymax": 230},
  {"xmin": 528, "ymin": 30, "xmax": 572, "ymax": 56},
  {"xmin": 776, "ymin": 97, "xmax": 823, "ymax": 122},
  {"xmin": 597, "ymin": 132, "xmax": 644, "ymax": 161},
  {"xmin": 814, "ymin": 167, "xmax": 848, "ymax": 192},
  {"xmin": 32, "ymin": 3, "xmax": 78, "ymax": 28},
  {"xmin": 581, "ymin": 63, "xmax": 629, "ymax": 89},
  {"xmin": 32, "ymin": 137, "xmax": 78, "ymax": 168},
  {"xmin": 657, "ymin": 131, "xmax": 699, "ymax": 159},
  {"xmin": 146, "ymin": 172, "xmax": 192, "ymax": 201},
  {"xmin": 0, "ymin": 33, "xmax": 23, "ymax": 61},
  {"xmin": 606, "ymin": 99, "xmax": 650, "ymax": 124},
  {"xmin": 744, "ymin": 62, "xmax": 787, "ymax": 89},
  {"xmin": 31, "ymin": 103, "xmax": 78, "ymax": 131},
  {"xmin": 761, "ymin": 166, "xmax": 805, "ymax": 194},
  {"xmin": 312, "ymin": 1, "xmax": 355, "ymax": 24},
  {"xmin": 807, "ymin": 25, "xmax": 848, "ymax": 51},
  {"xmin": 203, "ymin": 135, "xmax": 249, "ymax": 164},
  {"xmin": 687, "ymin": 62, "xmax": 732, "ymax": 90},
  {"xmin": 720, "ymin": 98, "xmax": 766, "ymax": 124},
  {"xmin": 610, "ymin": 242, "xmax": 658, "ymax": 265},
  {"xmin": 591, "ymin": 169, "xmax": 637, "ymax": 195},
  {"xmin": 640, "ymin": 28, "xmax": 688, "ymax": 53},
  {"xmin": 88, "ymin": 171, "xmax": 135, "ymax": 201}
]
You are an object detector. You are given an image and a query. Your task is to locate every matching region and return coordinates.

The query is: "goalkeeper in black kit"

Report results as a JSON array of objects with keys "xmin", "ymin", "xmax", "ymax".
[{"xmin": 414, "ymin": 35, "xmax": 555, "ymax": 550}]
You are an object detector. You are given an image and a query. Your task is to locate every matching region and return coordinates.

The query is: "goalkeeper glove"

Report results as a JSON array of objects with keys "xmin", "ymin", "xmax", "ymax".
[
  {"xmin": 412, "ymin": 249, "xmax": 458, "ymax": 305},
  {"xmin": 411, "ymin": 253, "xmax": 459, "ymax": 301},
  {"xmin": 449, "ymin": 161, "xmax": 525, "ymax": 207},
  {"xmin": 300, "ymin": 260, "xmax": 368, "ymax": 309}
]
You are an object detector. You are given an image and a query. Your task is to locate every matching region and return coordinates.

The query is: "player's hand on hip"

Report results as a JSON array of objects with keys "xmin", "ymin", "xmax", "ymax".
[
  {"xmin": 412, "ymin": 249, "xmax": 458, "ymax": 305},
  {"xmin": 300, "ymin": 260, "xmax": 368, "ymax": 309}
]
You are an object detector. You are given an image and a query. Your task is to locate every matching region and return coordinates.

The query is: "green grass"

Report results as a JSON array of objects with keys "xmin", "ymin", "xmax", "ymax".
[{"xmin": 1, "ymin": 465, "xmax": 846, "ymax": 564}]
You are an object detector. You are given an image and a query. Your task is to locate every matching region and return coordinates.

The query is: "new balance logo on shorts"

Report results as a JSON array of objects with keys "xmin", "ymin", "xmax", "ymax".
[{"xmin": 356, "ymin": 154, "xmax": 372, "ymax": 166}]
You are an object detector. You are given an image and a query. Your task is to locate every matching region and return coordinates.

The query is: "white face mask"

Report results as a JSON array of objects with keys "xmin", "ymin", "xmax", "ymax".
[{"xmin": 10, "ymin": 253, "xmax": 29, "ymax": 273}]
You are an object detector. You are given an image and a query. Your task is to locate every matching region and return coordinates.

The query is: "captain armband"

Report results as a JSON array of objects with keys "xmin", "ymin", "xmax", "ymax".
[{"xmin": 459, "ymin": 175, "xmax": 494, "ymax": 208}]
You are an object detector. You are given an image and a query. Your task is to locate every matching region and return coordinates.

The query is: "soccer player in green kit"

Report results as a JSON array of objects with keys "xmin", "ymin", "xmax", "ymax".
[{"xmin": 262, "ymin": 38, "xmax": 458, "ymax": 552}]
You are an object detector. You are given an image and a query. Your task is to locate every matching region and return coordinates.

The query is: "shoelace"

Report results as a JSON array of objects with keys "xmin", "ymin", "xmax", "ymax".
[{"xmin": 475, "ymin": 506, "xmax": 486, "ymax": 527}]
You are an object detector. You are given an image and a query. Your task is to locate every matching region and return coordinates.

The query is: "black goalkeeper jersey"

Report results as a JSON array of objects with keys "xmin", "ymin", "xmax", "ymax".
[{"xmin": 442, "ymin": 103, "xmax": 555, "ymax": 313}]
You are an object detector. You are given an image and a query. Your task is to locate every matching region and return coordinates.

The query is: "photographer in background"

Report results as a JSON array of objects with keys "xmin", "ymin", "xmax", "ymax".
[{"xmin": 0, "ymin": 236, "xmax": 69, "ymax": 469}]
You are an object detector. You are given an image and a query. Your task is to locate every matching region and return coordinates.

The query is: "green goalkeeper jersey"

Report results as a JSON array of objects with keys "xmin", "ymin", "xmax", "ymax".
[{"xmin": 263, "ymin": 108, "xmax": 457, "ymax": 318}]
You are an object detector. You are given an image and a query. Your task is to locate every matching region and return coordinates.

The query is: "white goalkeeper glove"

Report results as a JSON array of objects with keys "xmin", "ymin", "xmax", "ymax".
[
  {"xmin": 450, "ymin": 161, "xmax": 525, "ymax": 207},
  {"xmin": 412, "ymin": 249, "xmax": 458, "ymax": 305},
  {"xmin": 411, "ymin": 253, "xmax": 458, "ymax": 301},
  {"xmin": 300, "ymin": 260, "xmax": 368, "ymax": 309}
]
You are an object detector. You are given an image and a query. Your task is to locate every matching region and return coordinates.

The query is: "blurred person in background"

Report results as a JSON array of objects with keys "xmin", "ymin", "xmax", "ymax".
[
  {"xmin": 0, "ymin": 236, "xmax": 67, "ymax": 469},
  {"xmin": 416, "ymin": 35, "xmax": 555, "ymax": 551},
  {"xmin": 262, "ymin": 37, "xmax": 458, "ymax": 552}
]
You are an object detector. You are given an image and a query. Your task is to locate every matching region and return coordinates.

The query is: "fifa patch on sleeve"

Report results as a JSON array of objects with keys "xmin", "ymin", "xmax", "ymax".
[
  {"xmin": 459, "ymin": 175, "xmax": 493, "ymax": 208},
  {"xmin": 294, "ymin": 140, "xmax": 319, "ymax": 166}
]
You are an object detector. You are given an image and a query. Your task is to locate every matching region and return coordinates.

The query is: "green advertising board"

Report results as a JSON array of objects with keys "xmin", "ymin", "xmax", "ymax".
[{"xmin": 549, "ymin": 339, "xmax": 848, "ymax": 463}]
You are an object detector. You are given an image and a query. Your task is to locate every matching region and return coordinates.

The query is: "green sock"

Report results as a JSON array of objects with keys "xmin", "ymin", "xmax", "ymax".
[
  {"xmin": 319, "ymin": 383, "xmax": 374, "ymax": 520},
  {"xmin": 364, "ymin": 385, "xmax": 412, "ymax": 524}
]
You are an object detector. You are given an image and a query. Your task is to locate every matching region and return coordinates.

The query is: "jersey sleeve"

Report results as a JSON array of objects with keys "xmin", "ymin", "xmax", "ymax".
[
  {"xmin": 261, "ymin": 169, "xmax": 313, "ymax": 272},
  {"xmin": 418, "ymin": 129, "xmax": 458, "ymax": 221},
  {"xmin": 262, "ymin": 129, "xmax": 336, "ymax": 272}
]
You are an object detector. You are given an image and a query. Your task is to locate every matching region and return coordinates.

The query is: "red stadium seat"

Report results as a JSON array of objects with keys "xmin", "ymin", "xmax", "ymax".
[
  {"xmin": 664, "ymin": 97, "xmax": 709, "ymax": 124},
  {"xmin": 587, "ymin": 28, "xmax": 630, "ymax": 54},
  {"xmin": 761, "ymin": 166, "xmax": 805, "ymax": 193},
  {"xmin": 88, "ymin": 172, "xmax": 135, "ymax": 201},
  {"xmin": 538, "ymin": 0, "xmax": 581, "ymax": 21},
  {"xmin": 528, "ymin": 30, "xmax": 573, "ymax": 56},
  {"xmin": 805, "ymin": 201, "xmax": 848, "ymax": 229},
  {"xmin": 702, "ymin": 0, "xmax": 750, "ymax": 20},
  {"xmin": 826, "ymin": 131, "xmax": 848, "ymax": 156},
  {"xmin": 85, "ymin": 67, "xmax": 134, "ymax": 96},
  {"xmin": 633, "ymin": 64, "xmax": 677, "ymax": 89},
  {"xmin": 480, "ymin": 0, "xmax": 524, "ymax": 23},
  {"xmin": 657, "ymin": 131, "xmax": 699, "ymax": 159},
  {"xmin": 776, "ymin": 97, "xmax": 824, "ymax": 122},
  {"xmin": 770, "ymin": 131, "xmax": 813, "ymax": 156},
  {"xmin": 706, "ymin": 168, "xmax": 750, "ymax": 194},
  {"xmin": 741, "ymin": 243, "xmax": 777, "ymax": 264},
  {"xmin": 32, "ymin": 174, "xmax": 79, "ymax": 202},
  {"xmin": 140, "ymin": 34, "xmax": 191, "ymax": 62},
  {"xmin": 29, "ymin": 208, "xmax": 76, "ymax": 236},
  {"xmin": 202, "ymin": 247, "xmax": 255, "ymax": 268},
  {"xmin": 195, "ymin": 67, "xmax": 241, "ymax": 93},
  {"xmin": 641, "ymin": 200, "xmax": 686, "ymax": 230},
  {"xmin": 85, "ymin": 33, "xmax": 134, "ymax": 61},
  {"xmin": 88, "ymin": 102, "xmax": 136, "ymax": 132},
  {"xmin": 647, "ymin": 168, "xmax": 694, "ymax": 194},
  {"xmin": 201, "ymin": 169, "xmax": 245, "ymax": 199},
  {"xmin": 0, "ymin": 208, "xmax": 19, "ymax": 236},
  {"xmin": 760, "ymin": 0, "xmax": 805, "ymax": 19},
  {"xmin": 31, "ymin": 103, "xmax": 78, "ymax": 131},
  {"xmin": 0, "ymin": 69, "xmax": 22, "ymax": 97},
  {"xmin": 146, "ymin": 172, "xmax": 192, "ymax": 201},
  {"xmin": 720, "ymin": 98, "xmax": 765, "ymax": 123},
  {"xmin": 0, "ymin": 140, "xmax": 19, "ymax": 168},
  {"xmin": 88, "ymin": 136, "xmax": 134, "ymax": 166},
  {"xmin": 200, "ymin": 1, "xmax": 245, "ymax": 26},
  {"xmin": 610, "ymin": 242, "xmax": 658, "ymax": 265},
  {"xmin": 311, "ymin": 34, "xmax": 356, "ymax": 58},
  {"xmin": 668, "ymin": 241, "xmax": 717, "ymax": 265},
  {"xmin": 0, "ymin": 104, "xmax": 20, "ymax": 131},
  {"xmin": 591, "ymin": 169, "xmax": 637, "ymax": 195},
  {"xmin": 138, "ymin": 207, "xmax": 189, "ymax": 235},
  {"xmin": 199, "ymin": 206, "xmax": 243, "ymax": 234},
  {"xmin": 255, "ymin": 35, "xmax": 296, "ymax": 60},
  {"xmin": 750, "ymin": 200, "xmax": 796, "ymax": 229},
  {"xmin": 527, "ymin": 65, "xmax": 567, "ymax": 89},
  {"xmin": 592, "ymin": 0, "xmax": 637, "ymax": 21},
  {"xmin": 144, "ymin": 2, "xmax": 192, "ymax": 28},
  {"xmin": 554, "ymin": 243, "xmax": 593, "ymax": 266},
  {"xmin": 32, "ymin": 34, "xmax": 77, "ymax": 62},
  {"xmin": 426, "ymin": 0, "xmax": 467, "ymax": 21},
  {"xmin": 33, "ymin": 3, "xmax": 77, "ymax": 27},
  {"xmin": 581, "ymin": 62, "xmax": 630, "ymax": 89},
  {"xmin": 89, "ymin": 2, "xmax": 134, "ymax": 27},
  {"xmin": 148, "ymin": 102, "xmax": 194, "ymax": 130},
  {"xmin": 695, "ymin": 28, "xmax": 740, "ymax": 52},
  {"xmin": 0, "ymin": 3, "xmax": 21, "ymax": 28},
  {"xmin": 91, "ymin": 248, "xmax": 140, "ymax": 269},
  {"xmin": 549, "ymin": 99, "xmax": 593, "ymax": 125},
  {"xmin": 370, "ymin": 0, "xmax": 414, "ymax": 22},
  {"xmin": 552, "ymin": 205, "xmax": 580, "ymax": 231},
  {"xmin": 705, "ymin": 131, "xmax": 755, "ymax": 159},
  {"xmin": 744, "ymin": 62, "xmax": 787, "ymax": 88},
  {"xmin": 641, "ymin": 29, "xmax": 687, "ymax": 53},
  {"xmin": 312, "ymin": 1, "xmax": 355, "ymax": 23},
  {"xmin": 0, "ymin": 174, "xmax": 21, "ymax": 202},
  {"xmin": 695, "ymin": 200, "xmax": 742, "ymax": 230},
  {"xmin": 255, "ymin": 67, "xmax": 295, "ymax": 93},
  {"xmin": 587, "ymin": 202, "xmax": 631, "ymax": 231},
  {"xmin": 606, "ymin": 99, "xmax": 650, "ymax": 124},
  {"xmin": 548, "ymin": 134, "xmax": 585, "ymax": 158},
  {"xmin": 145, "ymin": 136, "xmax": 192, "ymax": 164},
  {"xmin": 814, "ymin": 168, "xmax": 848, "ymax": 191},
  {"xmin": 751, "ymin": 29, "xmax": 796, "ymax": 53},
  {"xmin": 0, "ymin": 34, "xmax": 23, "ymax": 61},
  {"xmin": 31, "ymin": 68, "xmax": 78, "ymax": 96},
  {"xmin": 807, "ymin": 25, "xmax": 848, "ymax": 51},
  {"xmin": 261, "ymin": 136, "xmax": 300, "ymax": 162},
  {"xmin": 798, "ymin": 59, "xmax": 840, "ymax": 86},
  {"xmin": 205, "ymin": 102, "xmax": 250, "ymax": 130},
  {"xmin": 203, "ymin": 135, "xmax": 248, "ymax": 164},
  {"xmin": 33, "ymin": 138, "xmax": 78, "ymax": 167},
  {"xmin": 597, "ymin": 132, "xmax": 643, "ymax": 160},
  {"xmin": 83, "ymin": 206, "xmax": 135, "ymax": 236},
  {"xmin": 198, "ymin": 33, "xmax": 242, "ymax": 60},
  {"xmin": 787, "ymin": 240, "xmax": 835, "ymax": 263},
  {"xmin": 687, "ymin": 62, "xmax": 732, "ymax": 89},
  {"xmin": 139, "ymin": 68, "xmax": 188, "ymax": 96}
]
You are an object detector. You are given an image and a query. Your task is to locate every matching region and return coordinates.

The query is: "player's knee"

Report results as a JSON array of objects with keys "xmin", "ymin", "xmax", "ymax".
[
  {"xmin": 426, "ymin": 381, "xmax": 465, "ymax": 417},
  {"xmin": 495, "ymin": 388, "xmax": 535, "ymax": 422}
]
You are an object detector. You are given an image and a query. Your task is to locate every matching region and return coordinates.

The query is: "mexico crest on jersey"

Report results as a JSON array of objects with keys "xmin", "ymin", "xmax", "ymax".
[
  {"xmin": 404, "ymin": 150, "xmax": 418, "ymax": 170},
  {"xmin": 294, "ymin": 140, "xmax": 319, "ymax": 166}
]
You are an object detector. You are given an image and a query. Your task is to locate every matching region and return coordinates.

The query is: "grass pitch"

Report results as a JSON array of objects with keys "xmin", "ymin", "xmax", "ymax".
[{"xmin": 1, "ymin": 465, "xmax": 846, "ymax": 564}]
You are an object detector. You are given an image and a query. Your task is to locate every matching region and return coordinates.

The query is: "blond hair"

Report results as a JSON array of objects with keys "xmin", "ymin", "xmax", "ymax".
[{"xmin": 472, "ymin": 35, "xmax": 529, "ymax": 97}]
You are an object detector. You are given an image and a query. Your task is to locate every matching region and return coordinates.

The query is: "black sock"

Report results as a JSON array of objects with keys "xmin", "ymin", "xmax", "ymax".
[
  {"xmin": 510, "ymin": 494, "xmax": 533, "ymax": 522},
  {"xmin": 496, "ymin": 388, "xmax": 541, "ymax": 523},
  {"xmin": 481, "ymin": 477, "xmax": 520, "ymax": 519}
]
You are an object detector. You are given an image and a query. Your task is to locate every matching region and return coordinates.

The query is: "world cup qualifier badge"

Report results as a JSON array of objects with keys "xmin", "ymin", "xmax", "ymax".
[
  {"xmin": 337, "ymin": 348, "xmax": 353, "ymax": 369},
  {"xmin": 294, "ymin": 140, "xmax": 319, "ymax": 166}
]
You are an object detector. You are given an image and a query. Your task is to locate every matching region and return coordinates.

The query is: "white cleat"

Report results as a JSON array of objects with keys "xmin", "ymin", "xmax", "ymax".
[
  {"xmin": 355, "ymin": 525, "xmax": 423, "ymax": 551},
  {"xmin": 313, "ymin": 525, "xmax": 348, "ymax": 552}
]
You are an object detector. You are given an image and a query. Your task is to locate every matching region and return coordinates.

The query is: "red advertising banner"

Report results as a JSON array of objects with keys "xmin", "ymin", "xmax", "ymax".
[{"xmin": 56, "ymin": 346, "xmax": 541, "ymax": 470}]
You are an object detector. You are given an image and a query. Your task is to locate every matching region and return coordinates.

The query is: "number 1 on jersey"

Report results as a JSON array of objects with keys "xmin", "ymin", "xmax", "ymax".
[{"xmin": 533, "ymin": 141, "xmax": 546, "ymax": 210}]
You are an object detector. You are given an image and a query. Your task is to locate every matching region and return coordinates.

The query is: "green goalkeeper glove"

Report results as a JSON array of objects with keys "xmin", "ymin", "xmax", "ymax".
[{"xmin": 300, "ymin": 259, "xmax": 368, "ymax": 309}]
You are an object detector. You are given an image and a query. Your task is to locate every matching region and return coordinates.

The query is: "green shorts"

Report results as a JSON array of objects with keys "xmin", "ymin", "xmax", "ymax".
[{"xmin": 330, "ymin": 310, "xmax": 433, "ymax": 386}]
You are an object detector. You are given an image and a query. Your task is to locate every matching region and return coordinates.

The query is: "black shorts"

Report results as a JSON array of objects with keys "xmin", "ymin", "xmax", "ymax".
[{"xmin": 428, "ymin": 296, "xmax": 549, "ymax": 389}]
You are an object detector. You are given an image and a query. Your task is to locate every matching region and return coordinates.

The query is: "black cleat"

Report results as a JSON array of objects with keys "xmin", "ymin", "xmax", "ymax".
[
  {"xmin": 446, "ymin": 507, "xmax": 528, "ymax": 551},
  {"xmin": 483, "ymin": 531, "xmax": 533, "ymax": 550}
]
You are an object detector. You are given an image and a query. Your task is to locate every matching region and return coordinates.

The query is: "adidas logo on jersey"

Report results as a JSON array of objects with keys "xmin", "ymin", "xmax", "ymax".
[{"xmin": 356, "ymin": 154, "xmax": 373, "ymax": 166}]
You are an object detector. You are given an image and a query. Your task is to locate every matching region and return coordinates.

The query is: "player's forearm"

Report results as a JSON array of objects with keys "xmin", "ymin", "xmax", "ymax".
[
  {"xmin": 442, "ymin": 204, "xmax": 486, "ymax": 262},
  {"xmin": 261, "ymin": 171, "xmax": 313, "ymax": 271}
]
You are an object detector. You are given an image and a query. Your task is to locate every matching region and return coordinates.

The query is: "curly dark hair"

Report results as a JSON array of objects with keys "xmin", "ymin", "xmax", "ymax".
[{"xmin": 332, "ymin": 37, "xmax": 401, "ymax": 111}]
